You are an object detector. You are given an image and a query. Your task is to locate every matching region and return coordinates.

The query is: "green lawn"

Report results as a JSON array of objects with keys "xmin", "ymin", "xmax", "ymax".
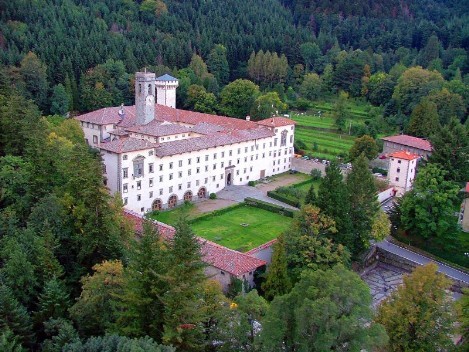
[
  {"xmin": 149, "ymin": 202, "xmax": 200, "ymax": 225},
  {"xmin": 190, "ymin": 205, "xmax": 292, "ymax": 252},
  {"xmin": 294, "ymin": 179, "xmax": 321, "ymax": 194}
]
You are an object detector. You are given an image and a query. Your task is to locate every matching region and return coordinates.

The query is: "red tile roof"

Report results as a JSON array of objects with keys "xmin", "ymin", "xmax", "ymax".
[
  {"xmin": 100, "ymin": 137, "xmax": 157, "ymax": 153},
  {"xmin": 389, "ymin": 150, "xmax": 420, "ymax": 161},
  {"xmin": 126, "ymin": 120, "xmax": 192, "ymax": 137},
  {"xmin": 257, "ymin": 117, "xmax": 296, "ymax": 127},
  {"xmin": 123, "ymin": 210, "xmax": 266, "ymax": 276},
  {"xmin": 245, "ymin": 239, "xmax": 277, "ymax": 256},
  {"xmin": 382, "ymin": 134, "xmax": 432, "ymax": 152}
]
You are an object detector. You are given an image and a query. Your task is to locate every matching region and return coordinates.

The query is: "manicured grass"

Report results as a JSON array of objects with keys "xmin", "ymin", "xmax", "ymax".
[
  {"xmin": 190, "ymin": 205, "xmax": 293, "ymax": 252},
  {"xmin": 149, "ymin": 202, "xmax": 199, "ymax": 225},
  {"xmin": 294, "ymin": 179, "xmax": 321, "ymax": 194}
]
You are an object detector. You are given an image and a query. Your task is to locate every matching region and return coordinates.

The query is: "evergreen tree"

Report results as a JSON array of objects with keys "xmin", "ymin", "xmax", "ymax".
[
  {"xmin": 35, "ymin": 278, "xmax": 70, "ymax": 324},
  {"xmin": 406, "ymin": 99, "xmax": 440, "ymax": 138},
  {"xmin": 346, "ymin": 153, "xmax": 379, "ymax": 257},
  {"xmin": 50, "ymin": 84, "xmax": 69, "ymax": 116},
  {"xmin": 18, "ymin": 52, "xmax": 49, "ymax": 112},
  {"xmin": 207, "ymin": 44, "xmax": 230, "ymax": 86},
  {"xmin": 0, "ymin": 329, "xmax": 26, "ymax": 352},
  {"xmin": 317, "ymin": 161, "xmax": 353, "ymax": 249},
  {"xmin": 262, "ymin": 235, "xmax": 291, "ymax": 300},
  {"xmin": 428, "ymin": 118, "xmax": 469, "ymax": 183},
  {"xmin": 114, "ymin": 220, "xmax": 168, "ymax": 340},
  {"xmin": 162, "ymin": 218, "xmax": 207, "ymax": 351},
  {"xmin": 0, "ymin": 285, "xmax": 35, "ymax": 348},
  {"xmin": 304, "ymin": 182, "xmax": 317, "ymax": 206},
  {"xmin": 331, "ymin": 91, "xmax": 349, "ymax": 132}
]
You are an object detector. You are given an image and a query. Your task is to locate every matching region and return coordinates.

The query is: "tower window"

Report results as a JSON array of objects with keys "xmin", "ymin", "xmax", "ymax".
[
  {"xmin": 148, "ymin": 84, "xmax": 152, "ymax": 95},
  {"xmin": 139, "ymin": 84, "xmax": 142, "ymax": 93}
]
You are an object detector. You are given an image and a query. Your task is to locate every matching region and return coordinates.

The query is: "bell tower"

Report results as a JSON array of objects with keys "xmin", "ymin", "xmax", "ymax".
[{"xmin": 135, "ymin": 71, "xmax": 156, "ymax": 125}]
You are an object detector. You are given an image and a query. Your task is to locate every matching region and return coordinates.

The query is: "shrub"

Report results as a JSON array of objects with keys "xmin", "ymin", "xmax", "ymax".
[
  {"xmin": 209, "ymin": 193, "xmax": 217, "ymax": 199},
  {"xmin": 310, "ymin": 169, "xmax": 322, "ymax": 180},
  {"xmin": 294, "ymin": 140, "xmax": 307, "ymax": 150},
  {"xmin": 372, "ymin": 167, "xmax": 388, "ymax": 176},
  {"xmin": 245, "ymin": 197, "xmax": 297, "ymax": 217},
  {"xmin": 248, "ymin": 180, "xmax": 256, "ymax": 187},
  {"xmin": 267, "ymin": 191, "xmax": 300, "ymax": 208},
  {"xmin": 276, "ymin": 186, "xmax": 305, "ymax": 199}
]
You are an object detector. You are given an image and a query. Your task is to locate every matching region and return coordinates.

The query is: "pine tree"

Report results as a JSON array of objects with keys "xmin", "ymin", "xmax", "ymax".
[
  {"xmin": 36, "ymin": 278, "xmax": 70, "ymax": 323},
  {"xmin": 304, "ymin": 183, "xmax": 317, "ymax": 206},
  {"xmin": 207, "ymin": 44, "xmax": 230, "ymax": 86},
  {"xmin": 50, "ymin": 84, "xmax": 70, "ymax": 116},
  {"xmin": 317, "ymin": 161, "xmax": 353, "ymax": 249},
  {"xmin": 406, "ymin": 99, "xmax": 440, "ymax": 138},
  {"xmin": 0, "ymin": 285, "xmax": 35, "ymax": 348},
  {"xmin": 346, "ymin": 154, "xmax": 380, "ymax": 257},
  {"xmin": 262, "ymin": 235, "xmax": 291, "ymax": 300},
  {"xmin": 162, "ymin": 218, "xmax": 207, "ymax": 351}
]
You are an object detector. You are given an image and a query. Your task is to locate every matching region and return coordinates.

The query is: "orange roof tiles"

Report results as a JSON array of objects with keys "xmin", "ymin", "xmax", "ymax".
[
  {"xmin": 382, "ymin": 134, "xmax": 432, "ymax": 152},
  {"xmin": 123, "ymin": 210, "xmax": 266, "ymax": 276},
  {"xmin": 257, "ymin": 117, "xmax": 296, "ymax": 127},
  {"xmin": 389, "ymin": 150, "xmax": 420, "ymax": 160}
]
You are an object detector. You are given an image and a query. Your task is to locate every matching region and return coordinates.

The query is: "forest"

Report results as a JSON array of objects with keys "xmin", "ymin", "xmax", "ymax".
[{"xmin": 0, "ymin": 0, "xmax": 468, "ymax": 351}]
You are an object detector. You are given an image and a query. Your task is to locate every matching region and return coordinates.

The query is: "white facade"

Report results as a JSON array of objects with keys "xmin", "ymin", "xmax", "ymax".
[
  {"xmin": 388, "ymin": 151, "xmax": 418, "ymax": 195},
  {"xmin": 155, "ymin": 75, "xmax": 178, "ymax": 108},
  {"xmin": 103, "ymin": 126, "xmax": 294, "ymax": 214}
]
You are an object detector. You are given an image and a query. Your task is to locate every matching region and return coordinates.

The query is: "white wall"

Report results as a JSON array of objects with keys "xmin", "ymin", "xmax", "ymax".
[
  {"xmin": 388, "ymin": 157, "xmax": 416, "ymax": 195},
  {"xmin": 106, "ymin": 124, "xmax": 295, "ymax": 214},
  {"xmin": 80, "ymin": 122, "xmax": 114, "ymax": 148},
  {"xmin": 156, "ymin": 85, "xmax": 177, "ymax": 108}
]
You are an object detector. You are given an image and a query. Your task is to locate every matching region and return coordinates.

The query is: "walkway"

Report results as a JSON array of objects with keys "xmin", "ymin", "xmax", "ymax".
[
  {"xmin": 217, "ymin": 185, "xmax": 298, "ymax": 210},
  {"xmin": 376, "ymin": 239, "xmax": 469, "ymax": 284}
]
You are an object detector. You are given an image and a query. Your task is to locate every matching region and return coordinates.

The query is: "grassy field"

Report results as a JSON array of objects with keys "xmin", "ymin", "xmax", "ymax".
[
  {"xmin": 190, "ymin": 205, "xmax": 292, "ymax": 252},
  {"xmin": 149, "ymin": 202, "xmax": 199, "ymax": 225}
]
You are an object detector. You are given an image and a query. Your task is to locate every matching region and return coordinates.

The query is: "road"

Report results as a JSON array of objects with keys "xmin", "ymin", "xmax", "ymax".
[{"xmin": 376, "ymin": 239, "xmax": 469, "ymax": 284}]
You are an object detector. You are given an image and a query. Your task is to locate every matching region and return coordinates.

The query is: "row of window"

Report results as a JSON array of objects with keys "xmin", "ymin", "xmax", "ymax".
[{"xmin": 123, "ymin": 174, "xmax": 226, "ymax": 193}]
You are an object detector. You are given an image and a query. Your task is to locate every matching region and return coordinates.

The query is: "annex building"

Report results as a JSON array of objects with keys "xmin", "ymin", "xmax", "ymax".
[{"xmin": 76, "ymin": 71, "xmax": 296, "ymax": 214}]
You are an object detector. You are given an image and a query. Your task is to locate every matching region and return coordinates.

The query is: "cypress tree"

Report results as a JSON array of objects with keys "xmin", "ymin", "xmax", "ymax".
[
  {"xmin": 262, "ymin": 235, "xmax": 291, "ymax": 301},
  {"xmin": 304, "ymin": 183, "xmax": 317, "ymax": 206},
  {"xmin": 317, "ymin": 160, "xmax": 353, "ymax": 249},
  {"xmin": 346, "ymin": 154, "xmax": 380, "ymax": 257}
]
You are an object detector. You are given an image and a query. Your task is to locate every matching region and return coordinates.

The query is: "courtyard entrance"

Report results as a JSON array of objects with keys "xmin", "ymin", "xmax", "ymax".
[
  {"xmin": 168, "ymin": 194, "xmax": 178, "ymax": 208},
  {"xmin": 152, "ymin": 199, "xmax": 162, "ymax": 211}
]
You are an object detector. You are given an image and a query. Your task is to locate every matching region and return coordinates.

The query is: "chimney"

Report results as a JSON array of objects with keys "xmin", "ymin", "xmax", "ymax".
[
  {"xmin": 118, "ymin": 103, "xmax": 125, "ymax": 119},
  {"xmin": 246, "ymin": 115, "xmax": 251, "ymax": 121}
]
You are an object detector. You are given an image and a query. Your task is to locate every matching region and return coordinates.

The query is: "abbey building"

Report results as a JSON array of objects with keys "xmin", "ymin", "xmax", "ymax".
[{"xmin": 76, "ymin": 71, "xmax": 296, "ymax": 214}]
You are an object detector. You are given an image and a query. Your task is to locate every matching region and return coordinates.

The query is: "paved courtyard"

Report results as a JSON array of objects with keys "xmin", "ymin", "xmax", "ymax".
[{"xmin": 361, "ymin": 263, "xmax": 406, "ymax": 307}]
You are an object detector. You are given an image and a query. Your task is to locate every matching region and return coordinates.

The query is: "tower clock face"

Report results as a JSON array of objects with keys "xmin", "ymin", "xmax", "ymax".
[{"xmin": 146, "ymin": 95, "xmax": 154, "ymax": 106}]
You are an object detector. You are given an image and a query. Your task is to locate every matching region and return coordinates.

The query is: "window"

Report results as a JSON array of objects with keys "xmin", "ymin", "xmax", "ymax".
[
  {"xmin": 197, "ymin": 157, "xmax": 200, "ymax": 163},
  {"xmin": 229, "ymin": 160, "xmax": 232, "ymax": 166},
  {"xmin": 93, "ymin": 135, "xmax": 98, "ymax": 144},
  {"xmin": 149, "ymin": 150, "xmax": 153, "ymax": 156},
  {"xmin": 137, "ymin": 194, "xmax": 141, "ymax": 201},
  {"xmin": 123, "ymin": 197, "xmax": 128, "ymax": 205},
  {"xmin": 169, "ymin": 162, "xmax": 173, "ymax": 169},
  {"xmin": 196, "ymin": 167, "xmax": 200, "ymax": 174},
  {"xmin": 205, "ymin": 155, "xmax": 209, "ymax": 161},
  {"xmin": 245, "ymin": 147, "xmax": 248, "ymax": 153},
  {"xmin": 169, "ymin": 186, "xmax": 173, "ymax": 193},
  {"xmin": 238, "ymin": 148, "xmax": 241, "ymax": 154},
  {"xmin": 179, "ymin": 160, "xmax": 182, "ymax": 167},
  {"xmin": 251, "ymin": 146, "xmax": 254, "ymax": 151},
  {"xmin": 149, "ymin": 191, "xmax": 153, "ymax": 198},
  {"xmin": 398, "ymin": 160, "xmax": 401, "ymax": 164},
  {"xmin": 213, "ymin": 164, "xmax": 216, "ymax": 170},
  {"xmin": 169, "ymin": 173, "xmax": 173, "ymax": 180},
  {"xmin": 188, "ymin": 158, "xmax": 192, "ymax": 165},
  {"xmin": 123, "ymin": 168, "xmax": 129, "ymax": 179},
  {"xmin": 229, "ymin": 150, "xmax": 232, "ymax": 156},
  {"xmin": 220, "ymin": 174, "xmax": 223, "ymax": 179},
  {"xmin": 205, "ymin": 165, "xmax": 208, "ymax": 172},
  {"xmin": 244, "ymin": 157, "xmax": 247, "ymax": 162},
  {"xmin": 237, "ymin": 158, "xmax": 240, "ymax": 164},
  {"xmin": 205, "ymin": 178, "xmax": 208, "ymax": 184},
  {"xmin": 244, "ymin": 168, "xmax": 247, "ymax": 174},
  {"xmin": 123, "ymin": 183, "xmax": 128, "ymax": 193},
  {"xmin": 159, "ymin": 175, "xmax": 163, "ymax": 182},
  {"xmin": 214, "ymin": 153, "xmax": 217, "ymax": 159},
  {"xmin": 149, "ymin": 163, "xmax": 154, "ymax": 173},
  {"xmin": 178, "ymin": 171, "xmax": 182, "ymax": 178},
  {"xmin": 149, "ymin": 178, "xmax": 153, "ymax": 187},
  {"xmin": 133, "ymin": 157, "xmax": 144, "ymax": 177},
  {"xmin": 397, "ymin": 168, "xmax": 401, "ymax": 173},
  {"xmin": 281, "ymin": 130, "xmax": 287, "ymax": 146},
  {"xmin": 159, "ymin": 188, "xmax": 163, "ymax": 195},
  {"xmin": 395, "ymin": 177, "xmax": 399, "ymax": 181},
  {"xmin": 250, "ymin": 167, "xmax": 253, "ymax": 171},
  {"xmin": 123, "ymin": 155, "xmax": 128, "ymax": 160},
  {"xmin": 236, "ymin": 170, "xmax": 239, "ymax": 175},
  {"xmin": 196, "ymin": 180, "xmax": 200, "ymax": 186},
  {"xmin": 137, "ymin": 181, "xmax": 141, "ymax": 190},
  {"xmin": 221, "ymin": 152, "xmax": 225, "ymax": 157},
  {"xmin": 212, "ymin": 176, "xmax": 216, "ymax": 181},
  {"xmin": 221, "ymin": 162, "xmax": 224, "ymax": 168},
  {"xmin": 178, "ymin": 184, "xmax": 182, "ymax": 190},
  {"xmin": 290, "ymin": 135, "xmax": 293, "ymax": 143},
  {"xmin": 159, "ymin": 164, "xmax": 163, "ymax": 171},
  {"xmin": 187, "ymin": 182, "xmax": 191, "ymax": 188},
  {"xmin": 274, "ymin": 138, "xmax": 278, "ymax": 146},
  {"xmin": 188, "ymin": 169, "xmax": 192, "ymax": 176}
]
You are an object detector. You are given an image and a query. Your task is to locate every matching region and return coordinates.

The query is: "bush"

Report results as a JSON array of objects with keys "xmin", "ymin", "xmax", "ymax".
[
  {"xmin": 209, "ymin": 192, "xmax": 217, "ymax": 199},
  {"xmin": 267, "ymin": 191, "xmax": 300, "ymax": 208},
  {"xmin": 294, "ymin": 140, "xmax": 307, "ymax": 150},
  {"xmin": 248, "ymin": 181, "xmax": 256, "ymax": 187},
  {"xmin": 245, "ymin": 197, "xmax": 297, "ymax": 217},
  {"xmin": 372, "ymin": 167, "xmax": 388, "ymax": 176},
  {"xmin": 310, "ymin": 169, "xmax": 322, "ymax": 180},
  {"xmin": 276, "ymin": 186, "xmax": 305, "ymax": 199}
]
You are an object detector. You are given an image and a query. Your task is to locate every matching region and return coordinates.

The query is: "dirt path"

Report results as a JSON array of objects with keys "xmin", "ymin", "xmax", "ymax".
[{"xmin": 255, "ymin": 173, "xmax": 309, "ymax": 192}]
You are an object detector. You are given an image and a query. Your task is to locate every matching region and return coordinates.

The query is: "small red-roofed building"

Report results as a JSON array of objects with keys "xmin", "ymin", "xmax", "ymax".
[
  {"xmin": 388, "ymin": 150, "xmax": 420, "ymax": 195},
  {"xmin": 76, "ymin": 71, "xmax": 296, "ymax": 214},
  {"xmin": 381, "ymin": 134, "xmax": 432, "ymax": 159},
  {"xmin": 123, "ymin": 210, "xmax": 266, "ymax": 291}
]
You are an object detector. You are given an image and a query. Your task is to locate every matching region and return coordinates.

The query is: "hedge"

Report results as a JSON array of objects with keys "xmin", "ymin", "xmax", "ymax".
[
  {"xmin": 244, "ymin": 197, "xmax": 297, "ymax": 218},
  {"xmin": 267, "ymin": 191, "xmax": 300, "ymax": 208}
]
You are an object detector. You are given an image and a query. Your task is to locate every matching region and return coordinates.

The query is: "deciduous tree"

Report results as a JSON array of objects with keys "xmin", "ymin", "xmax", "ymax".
[
  {"xmin": 220, "ymin": 79, "xmax": 259, "ymax": 118},
  {"xmin": 376, "ymin": 264, "xmax": 454, "ymax": 352},
  {"xmin": 349, "ymin": 134, "xmax": 379, "ymax": 161}
]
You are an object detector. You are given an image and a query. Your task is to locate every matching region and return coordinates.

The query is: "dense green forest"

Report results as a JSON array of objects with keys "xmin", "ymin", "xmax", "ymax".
[{"xmin": 0, "ymin": 0, "xmax": 468, "ymax": 350}]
